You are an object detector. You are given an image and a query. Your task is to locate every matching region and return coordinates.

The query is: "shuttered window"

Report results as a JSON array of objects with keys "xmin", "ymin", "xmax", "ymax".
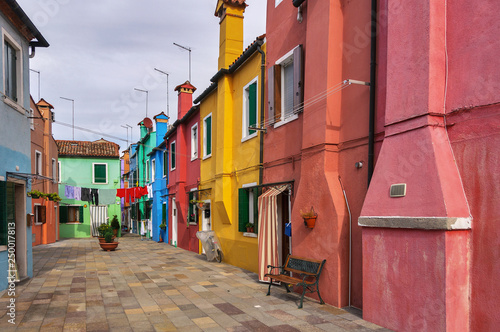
[
  {"xmin": 34, "ymin": 205, "xmax": 47, "ymax": 224},
  {"xmin": 162, "ymin": 203, "xmax": 166, "ymax": 223},
  {"xmin": 163, "ymin": 151, "xmax": 167, "ymax": 177},
  {"xmin": 0, "ymin": 181, "xmax": 15, "ymax": 245},
  {"xmin": 243, "ymin": 79, "xmax": 258, "ymax": 139},
  {"xmin": 238, "ymin": 187, "xmax": 259, "ymax": 233},
  {"xmin": 268, "ymin": 45, "xmax": 303, "ymax": 125},
  {"xmin": 4, "ymin": 40, "xmax": 18, "ymax": 101},
  {"xmin": 170, "ymin": 141, "xmax": 176, "ymax": 170},
  {"xmin": 59, "ymin": 205, "xmax": 84, "ymax": 223},
  {"xmin": 203, "ymin": 114, "xmax": 212, "ymax": 157},
  {"xmin": 93, "ymin": 163, "xmax": 107, "ymax": 184}
]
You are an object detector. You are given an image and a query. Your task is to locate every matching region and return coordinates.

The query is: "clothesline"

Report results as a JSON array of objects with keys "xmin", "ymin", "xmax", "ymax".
[{"xmin": 63, "ymin": 184, "xmax": 154, "ymax": 205}]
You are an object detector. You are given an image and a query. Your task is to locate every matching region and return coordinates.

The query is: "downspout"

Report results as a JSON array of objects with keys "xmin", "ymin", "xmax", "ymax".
[
  {"xmin": 338, "ymin": 176, "xmax": 352, "ymax": 307},
  {"xmin": 257, "ymin": 45, "xmax": 265, "ymax": 185},
  {"xmin": 367, "ymin": 0, "xmax": 377, "ymax": 186}
]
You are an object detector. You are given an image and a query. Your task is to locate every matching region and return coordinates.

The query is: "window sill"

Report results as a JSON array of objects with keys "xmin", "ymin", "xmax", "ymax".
[
  {"xmin": 273, "ymin": 114, "xmax": 299, "ymax": 129},
  {"xmin": 64, "ymin": 222, "xmax": 82, "ymax": 225},
  {"xmin": 202, "ymin": 154, "xmax": 212, "ymax": 161},
  {"xmin": 188, "ymin": 222, "xmax": 198, "ymax": 226},
  {"xmin": 243, "ymin": 232, "xmax": 257, "ymax": 238},
  {"xmin": 241, "ymin": 133, "xmax": 258, "ymax": 143},
  {"xmin": 3, "ymin": 97, "xmax": 25, "ymax": 115}
]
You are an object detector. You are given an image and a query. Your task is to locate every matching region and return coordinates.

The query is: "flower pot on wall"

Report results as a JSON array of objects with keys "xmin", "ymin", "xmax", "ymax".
[{"xmin": 303, "ymin": 216, "xmax": 317, "ymax": 229}]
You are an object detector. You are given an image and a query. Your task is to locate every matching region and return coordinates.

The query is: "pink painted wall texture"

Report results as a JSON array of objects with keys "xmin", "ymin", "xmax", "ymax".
[
  {"xmin": 361, "ymin": 0, "xmax": 500, "ymax": 330},
  {"xmin": 265, "ymin": 0, "xmax": 372, "ymax": 308}
]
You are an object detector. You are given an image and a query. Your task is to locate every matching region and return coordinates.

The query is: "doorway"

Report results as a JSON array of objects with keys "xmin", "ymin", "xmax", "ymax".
[
  {"xmin": 171, "ymin": 197, "xmax": 178, "ymax": 246},
  {"xmin": 201, "ymin": 200, "xmax": 211, "ymax": 254},
  {"xmin": 276, "ymin": 191, "xmax": 291, "ymax": 266}
]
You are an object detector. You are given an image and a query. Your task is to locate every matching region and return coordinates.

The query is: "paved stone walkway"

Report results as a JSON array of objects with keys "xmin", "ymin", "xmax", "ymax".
[{"xmin": 0, "ymin": 236, "xmax": 389, "ymax": 331}]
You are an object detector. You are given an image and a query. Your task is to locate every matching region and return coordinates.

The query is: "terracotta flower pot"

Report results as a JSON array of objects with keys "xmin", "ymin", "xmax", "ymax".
[
  {"xmin": 98, "ymin": 236, "xmax": 115, "ymax": 243},
  {"xmin": 303, "ymin": 216, "xmax": 317, "ymax": 229},
  {"xmin": 99, "ymin": 242, "xmax": 119, "ymax": 251}
]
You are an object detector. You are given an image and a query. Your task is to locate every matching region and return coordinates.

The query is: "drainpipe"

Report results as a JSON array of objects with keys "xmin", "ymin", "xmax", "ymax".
[
  {"xmin": 367, "ymin": 0, "xmax": 377, "ymax": 186},
  {"xmin": 257, "ymin": 45, "xmax": 265, "ymax": 185}
]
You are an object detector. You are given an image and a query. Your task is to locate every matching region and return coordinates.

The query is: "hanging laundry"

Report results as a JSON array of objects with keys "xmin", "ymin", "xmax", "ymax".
[
  {"xmin": 65, "ymin": 185, "xmax": 75, "ymax": 199},
  {"xmin": 116, "ymin": 188, "xmax": 126, "ymax": 198},
  {"xmin": 81, "ymin": 188, "xmax": 91, "ymax": 201},
  {"xmin": 91, "ymin": 188, "xmax": 99, "ymax": 205},
  {"xmin": 100, "ymin": 189, "xmax": 117, "ymax": 205},
  {"xmin": 140, "ymin": 220, "xmax": 146, "ymax": 236},
  {"xmin": 147, "ymin": 184, "xmax": 153, "ymax": 199},
  {"xmin": 74, "ymin": 187, "xmax": 81, "ymax": 201}
]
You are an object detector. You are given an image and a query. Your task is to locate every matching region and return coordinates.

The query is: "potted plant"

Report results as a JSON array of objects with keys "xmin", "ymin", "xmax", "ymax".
[
  {"xmin": 27, "ymin": 190, "xmax": 43, "ymax": 199},
  {"xmin": 99, "ymin": 231, "xmax": 119, "ymax": 251},
  {"xmin": 47, "ymin": 192, "xmax": 62, "ymax": 202},
  {"xmin": 300, "ymin": 206, "xmax": 318, "ymax": 229},
  {"xmin": 245, "ymin": 222, "xmax": 254, "ymax": 233},
  {"xmin": 110, "ymin": 215, "xmax": 120, "ymax": 236},
  {"xmin": 159, "ymin": 222, "xmax": 166, "ymax": 242},
  {"xmin": 97, "ymin": 223, "xmax": 112, "ymax": 242}
]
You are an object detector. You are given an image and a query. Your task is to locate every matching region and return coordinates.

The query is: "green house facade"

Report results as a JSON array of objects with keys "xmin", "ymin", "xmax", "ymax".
[{"xmin": 56, "ymin": 139, "xmax": 121, "ymax": 238}]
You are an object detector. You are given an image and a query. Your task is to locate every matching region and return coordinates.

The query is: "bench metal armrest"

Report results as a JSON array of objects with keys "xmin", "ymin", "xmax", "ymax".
[{"xmin": 267, "ymin": 264, "xmax": 285, "ymax": 275}]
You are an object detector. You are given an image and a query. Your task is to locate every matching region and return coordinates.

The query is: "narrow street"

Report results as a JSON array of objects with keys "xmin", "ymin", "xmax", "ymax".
[{"xmin": 0, "ymin": 236, "xmax": 387, "ymax": 331}]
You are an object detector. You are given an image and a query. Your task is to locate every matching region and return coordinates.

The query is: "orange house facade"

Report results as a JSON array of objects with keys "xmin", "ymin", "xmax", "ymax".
[{"xmin": 30, "ymin": 98, "xmax": 59, "ymax": 246}]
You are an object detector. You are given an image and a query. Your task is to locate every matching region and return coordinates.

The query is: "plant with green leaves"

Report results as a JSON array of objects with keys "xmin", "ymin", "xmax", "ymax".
[
  {"xmin": 98, "ymin": 223, "xmax": 111, "ymax": 238},
  {"xmin": 159, "ymin": 223, "xmax": 166, "ymax": 230},
  {"xmin": 104, "ymin": 231, "xmax": 114, "ymax": 243},
  {"xmin": 110, "ymin": 215, "xmax": 120, "ymax": 230}
]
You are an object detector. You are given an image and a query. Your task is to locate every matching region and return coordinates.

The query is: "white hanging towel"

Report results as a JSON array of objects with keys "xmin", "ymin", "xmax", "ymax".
[
  {"xmin": 140, "ymin": 221, "xmax": 146, "ymax": 236},
  {"xmin": 147, "ymin": 184, "xmax": 153, "ymax": 198}
]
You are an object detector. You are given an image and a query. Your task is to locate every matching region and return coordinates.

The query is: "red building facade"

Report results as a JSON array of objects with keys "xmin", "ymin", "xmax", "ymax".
[{"xmin": 165, "ymin": 82, "xmax": 201, "ymax": 253}]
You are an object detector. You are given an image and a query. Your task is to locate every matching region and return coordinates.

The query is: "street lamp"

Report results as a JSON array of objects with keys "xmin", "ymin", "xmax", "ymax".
[
  {"xmin": 60, "ymin": 96, "xmax": 75, "ymax": 140},
  {"xmin": 173, "ymin": 42, "xmax": 192, "ymax": 82},
  {"xmin": 154, "ymin": 68, "xmax": 170, "ymax": 118},
  {"xmin": 133, "ymin": 88, "xmax": 149, "ymax": 117}
]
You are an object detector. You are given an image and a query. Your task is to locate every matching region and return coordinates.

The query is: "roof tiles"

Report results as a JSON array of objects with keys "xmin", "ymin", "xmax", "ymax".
[{"xmin": 56, "ymin": 139, "xmax": 120, "ymax": 158}]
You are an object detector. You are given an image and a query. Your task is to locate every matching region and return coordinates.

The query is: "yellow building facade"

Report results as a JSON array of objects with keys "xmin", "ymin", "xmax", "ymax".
[{"xmin": 196, "ymin": 0, "xmax": 266, "ymax": 273}]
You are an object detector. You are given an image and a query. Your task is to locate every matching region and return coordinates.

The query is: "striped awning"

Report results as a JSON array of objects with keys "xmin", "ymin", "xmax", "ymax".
[{"xmin": 258, "ymin": 185, "xmax": 288, "ymax": 282}]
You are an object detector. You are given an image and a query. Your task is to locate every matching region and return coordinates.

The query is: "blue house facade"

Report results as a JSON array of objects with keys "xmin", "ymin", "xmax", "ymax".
[
  {"xmin": 128, "ymin": 143, "xmax": 138, "ymax": 233},
  {"xmin": 148, "ymin": 113, "xmax": 169, "ymax": 242},
  {"xmin": 0, "ymin": 1, "xmax": 49, "ymax": 290}
]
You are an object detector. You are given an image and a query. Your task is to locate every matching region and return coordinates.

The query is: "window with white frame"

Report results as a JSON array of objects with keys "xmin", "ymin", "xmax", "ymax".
[
  {"xmin": 268, "ymin": 45, "xmax": 303, "ymax": 126},
  {"xmin": 35, "ymin": 150, "xmax": 42, "ymax": 175},
  {"xmin": 170, "ymin": 141, "xmax": 176, "ymax": 170},
  {"xmin": 3, "ymin": 32, "xmax": 22, "ymax": 104},
  {"xmin": 242, "ymin": 77, "xmax": 258, "ymax": 141},
  {"xmin": 34, "ymin": 204, "xmax": 46, "ymax": 225},
  {"xmin": 52, "ymin": 159, "xmax": 56, "ymax": 183},
  {"xmin": 203, "ymin": 114, "xmax": 212, "ymax": 159},
  {"xmin": 238, "ymin": 183, "xmax": 260, "ymax": 234},
  {"xmin": 58, "ymin": 161, "xmax": 61, "ymax": 183},
  {"xmin": 191, "ymin": 123, "xmax": 198, "ymax": 161},
  {"xmin": 145, "ymin": 159, "xmax": 150, "ymax": 182},
  {"xmin": 151, "ymin": 159, "xmax": 156, "ymax": 182},
  {"xmin": 163, "ymin": 151, "xmax": 167, "ymax": 177},
  {"xmin": 93, "ymin": 163, "xmax": 108, "ymax": 184}
]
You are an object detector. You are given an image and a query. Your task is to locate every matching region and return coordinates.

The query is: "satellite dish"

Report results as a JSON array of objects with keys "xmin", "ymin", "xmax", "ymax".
[{"xmin": 143, "ymin": 117, "xmax": 153, "ymax": 129}]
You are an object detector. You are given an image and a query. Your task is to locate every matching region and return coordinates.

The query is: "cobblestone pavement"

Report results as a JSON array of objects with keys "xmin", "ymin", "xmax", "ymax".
[{"xmin": 0, "ymin": 236, "xmax": 390, "ymax": 331}]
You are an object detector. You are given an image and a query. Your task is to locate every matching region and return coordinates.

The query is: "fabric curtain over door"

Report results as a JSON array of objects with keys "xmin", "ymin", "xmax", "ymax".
[{"xmin": 258, "ymin": 185, "xmax": 288, "ymax": 282}]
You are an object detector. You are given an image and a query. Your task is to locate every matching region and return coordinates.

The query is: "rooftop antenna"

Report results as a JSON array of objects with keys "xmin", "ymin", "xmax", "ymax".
[
  {"xmin": 154, "ymin": 68, "xmax": 170, "ymax": 118},
  {"xmin": 173, "ymin": 42, "xmax": 192, "ymax": 82},
  {"xmin": 30, "ymin": 69, "xmax": 40, "ymax": 101}
]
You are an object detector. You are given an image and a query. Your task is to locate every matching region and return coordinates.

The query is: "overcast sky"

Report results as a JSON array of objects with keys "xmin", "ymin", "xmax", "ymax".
[{"xmin": 17, "ymin": 0, "xmax": 267, "ymax": 151}]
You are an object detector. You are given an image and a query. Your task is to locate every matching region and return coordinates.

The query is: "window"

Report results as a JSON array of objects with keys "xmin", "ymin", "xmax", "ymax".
[
  {"xmin": 151, "ymin": 159, "xmax": 156, "ymax": 182},
  {"xmin": 242, "ymin": 78, "xmax": 258, "ymax": 141},
  {"xmin": 170, "ymin": 141, "xmax": 176, "ymax": 170},
  {"xmin": 35, "ymin": 150, "xmax": 42, "ymax": 175},
  {"xmin": 52, "ymin": 159, "xmax": 56, "ymax": 183},
  {"xmin": 58, "ymin": 161, "xmax": 61, "ymax": 183},
  {"xmin": 268, "ymin": 45, "xmax": 303, "ymax": 126},
  {"xmin": 59, "ymin": 205, "xmax": 84, "ymax": 223},
  {"xmin": 0, "ymin": 181, "xmax": 15, "ymax": 245},
  {"xmin": 34, "ymin": 204, "xmax": 46, "ymax": 225},
  {"xmin": 93, "ymin": 163, "xmax": 108, "ymax": 184},
  {"xmin": 3, "ymin": 38, "xmax": 20, "ymax": 102},
  {"xmin": 145, "ymin": 160, "xmax": 150, "ymax": 182},
  {"xmin": 203, "ymin": 114, "xmax": 212, "ymax": 158},
  {"xmin": 238, "ymin": 184, "xmax": 260, "ymax": 234},
  {"xmin": 191, "ymin": 123, "xmax": 198, "ymax": 161},
  {"xmin": 163, "ymin": 151, "xmax": 167, "ymax": 177}
]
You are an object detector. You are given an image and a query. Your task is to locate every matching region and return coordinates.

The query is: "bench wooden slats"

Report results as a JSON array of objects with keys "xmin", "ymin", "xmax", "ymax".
[{"xmin": 264, "ymin": 254, "xmax": 326, "ymax": 309}]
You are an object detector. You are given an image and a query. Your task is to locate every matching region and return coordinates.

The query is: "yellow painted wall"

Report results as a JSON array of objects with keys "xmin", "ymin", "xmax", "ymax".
[{"xmin": 199, "ymin": 43, "xmax": 266, "ymax": 273}]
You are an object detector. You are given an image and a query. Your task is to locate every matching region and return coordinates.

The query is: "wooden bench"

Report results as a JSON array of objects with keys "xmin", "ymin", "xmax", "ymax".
[{"xmin": 265, "ymin": 255, "xmax": 326, "ymax": 309}]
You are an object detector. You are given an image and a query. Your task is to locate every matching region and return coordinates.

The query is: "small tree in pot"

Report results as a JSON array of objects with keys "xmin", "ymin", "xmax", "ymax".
[{"xmin": 110, "ymin": 215, "xmax": 120, "ymax": 236}]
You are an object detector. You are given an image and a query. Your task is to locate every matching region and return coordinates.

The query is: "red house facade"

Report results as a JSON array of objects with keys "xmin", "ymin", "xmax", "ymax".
[
  {"xmin": 263, "ymin": 0, "xmax": 373, "ymax": 308},
  {"xmin": 360, "ymin": 0, "xmax": 500, "ymax": 330},
  {"xmin": 165, "ymin": 81, "xmax": 201, "ymax": 253}
]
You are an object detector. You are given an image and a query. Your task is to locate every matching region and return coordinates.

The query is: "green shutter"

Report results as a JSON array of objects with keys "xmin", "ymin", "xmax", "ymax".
[
  {"xmin": 162, "ymin": 203, "xmax": 166, "ymax": 223},
  {"xmin": 253, "ymin": 188, "xmax": 259, "ymax": 233},
  {"xmin": 59, "ymin": 205, "xmax": 68, "ymax": 223},
  {"xmin": 163, "ymin": 151, "xmax": 167, "ymax": 176},
  {"xmin": 171, "ymin": 143, "xmax": 176, "ymax": 169},
  {"xmin": 94, "ymin": 164, "xmax": 106, "ymax": 183},
  {"xmin": 78, "ymin": 205, "xmax": 84, "ymax": 223},
  {"xmin": 249, "ymin": 83, "xmax": 257, "ymax": 135},
  {"xmin": 205, "ymin": 116, "xmax": 212, "ymax": 156},
  {"xmin": 238, "ymin": 188, "xmax": 249, "ymax": 232}
]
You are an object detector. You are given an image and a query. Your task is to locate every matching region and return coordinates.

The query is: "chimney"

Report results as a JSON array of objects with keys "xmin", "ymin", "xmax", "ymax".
[
  {"xmin": 175, "ymin": 81, "xmax": 197, "ymax": 119},
  {"xmin": 215, "ymin": 0, "xmax": 247, "ymax": 70}
]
